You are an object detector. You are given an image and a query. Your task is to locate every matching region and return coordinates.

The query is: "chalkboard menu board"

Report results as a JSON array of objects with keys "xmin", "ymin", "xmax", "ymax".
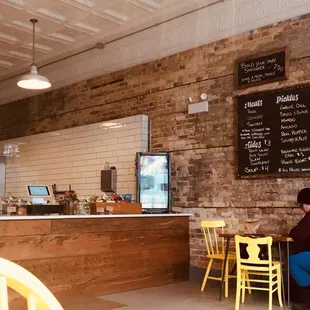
[
  {"xmin": 237, "ymin": 85, "xmax": 310, "ymax": 178},
  {"xmin": 235, "ymin": 49, "xmax": 287, "ymax": 89}
]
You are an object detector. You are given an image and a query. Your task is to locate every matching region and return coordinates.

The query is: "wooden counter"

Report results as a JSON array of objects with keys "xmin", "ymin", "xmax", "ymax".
[{"xmin": 0, "ymin": 214, "xmax": 190, "ymax": 297}]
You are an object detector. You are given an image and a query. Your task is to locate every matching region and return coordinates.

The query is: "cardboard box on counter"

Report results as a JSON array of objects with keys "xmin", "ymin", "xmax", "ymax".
[{"xmin": 90, "ymin": 202, "xmax": 142, "ymax": 214}]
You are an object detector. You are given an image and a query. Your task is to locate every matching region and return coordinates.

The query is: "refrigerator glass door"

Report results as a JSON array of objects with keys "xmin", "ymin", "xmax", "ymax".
[{"xmin": 137, "ymin": 154, "xmax": 170, "ymax": 210}]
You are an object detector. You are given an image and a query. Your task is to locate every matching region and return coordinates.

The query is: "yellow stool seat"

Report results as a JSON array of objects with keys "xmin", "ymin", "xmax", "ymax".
[{"xmin": 207, "ymin": 253, "xmax": 236, "ymax": 260}]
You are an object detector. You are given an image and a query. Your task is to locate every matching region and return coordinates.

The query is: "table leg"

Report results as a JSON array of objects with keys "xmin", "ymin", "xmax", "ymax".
[
  {"xmin": 278, "ymin": 242, "xmax": 287, "ymax": 309},
  {"xmin": 219, "ymin": 237, "xmax": 230, "ymax": 301},
  {"xmin": 287, "ymin": 241, "xmax": 290, "ymax": 309}
]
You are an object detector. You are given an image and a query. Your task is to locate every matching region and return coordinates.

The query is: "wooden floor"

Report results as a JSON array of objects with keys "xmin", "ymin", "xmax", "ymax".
[{"xmin": 0, "ymin": 216, "xmax": 190, "ymax": 297}]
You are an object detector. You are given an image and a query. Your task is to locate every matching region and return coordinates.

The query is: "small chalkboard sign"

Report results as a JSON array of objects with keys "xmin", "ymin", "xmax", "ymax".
[
  {"xmin": 237, "ymin": 84, "xmax": 310, "ymax": 178},
  {"xmin": 235, "ymin": 49, "xmax": 287, "ymax": 89}
]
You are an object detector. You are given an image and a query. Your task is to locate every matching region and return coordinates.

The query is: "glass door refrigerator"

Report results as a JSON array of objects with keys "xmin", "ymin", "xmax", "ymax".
[{"xmin": 136, "ymin": 152, "xmax": 171, "ymax": 213}]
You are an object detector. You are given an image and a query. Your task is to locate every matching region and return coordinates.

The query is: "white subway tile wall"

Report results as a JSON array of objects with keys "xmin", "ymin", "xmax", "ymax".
[{"xmin": 3, "ymin": 115, "xmax": 148, "ymax": 200}]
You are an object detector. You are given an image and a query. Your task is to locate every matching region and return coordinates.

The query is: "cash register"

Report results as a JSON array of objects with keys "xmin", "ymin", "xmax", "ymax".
[{"xmin": 26, "ymin": 185, "xmax": 63, "ymax": 215}]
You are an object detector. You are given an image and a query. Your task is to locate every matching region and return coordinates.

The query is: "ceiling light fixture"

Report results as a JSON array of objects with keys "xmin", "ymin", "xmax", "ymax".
[{"xmin": 17, "ymin": 19, "xmax": 51, "ymax": 90}]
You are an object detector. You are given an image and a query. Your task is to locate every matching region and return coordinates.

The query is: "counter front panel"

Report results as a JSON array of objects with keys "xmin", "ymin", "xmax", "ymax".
[{"xmin": 0, "ymin": 215, "xmax": 190, "ymax": 297}]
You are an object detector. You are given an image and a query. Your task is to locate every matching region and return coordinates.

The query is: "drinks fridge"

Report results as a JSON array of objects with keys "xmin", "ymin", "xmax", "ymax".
[{"xmin": 136, "ymin": 152, "xmax": 171, "ymax": 212}]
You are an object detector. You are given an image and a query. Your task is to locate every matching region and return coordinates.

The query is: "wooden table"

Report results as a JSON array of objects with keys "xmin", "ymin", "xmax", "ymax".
[{"xmin": 218, "ymin": 232, "xmax": 293, "ymax": 310}]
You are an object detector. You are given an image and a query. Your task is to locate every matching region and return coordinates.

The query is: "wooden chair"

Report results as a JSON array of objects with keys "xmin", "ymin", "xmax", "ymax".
[
  {"xmin": 0, "ymin": 257, "xmax": 63, "ymax": 310},
  {"xmin": 200, "ymin": 220, "xmax": 237, "ymax": 298},
  {"xmin": 235, "ymin": 235, "xmax": 283, "ymax": 310}
]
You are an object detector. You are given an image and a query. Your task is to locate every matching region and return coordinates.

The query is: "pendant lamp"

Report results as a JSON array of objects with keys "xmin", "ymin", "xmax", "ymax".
[{"xmin": 17, "ymin": 19, "xmax": 51, "ymax": 90}]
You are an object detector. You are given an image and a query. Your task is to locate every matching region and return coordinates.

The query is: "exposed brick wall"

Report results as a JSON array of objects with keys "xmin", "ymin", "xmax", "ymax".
[{"xmin": 1, "ymin": 14, "xmax": 310, "ymax": 268}]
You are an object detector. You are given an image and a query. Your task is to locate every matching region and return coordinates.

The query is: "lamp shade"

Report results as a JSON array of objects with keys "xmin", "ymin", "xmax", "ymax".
[{"xmin": 17, "ymin": 65, "xmax": 51, "ymax": 90}]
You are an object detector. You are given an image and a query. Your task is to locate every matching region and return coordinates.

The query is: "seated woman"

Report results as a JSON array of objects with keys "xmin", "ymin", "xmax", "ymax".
[{"xmin": 290, "ymin": 188, "xmax": 310, "ymax": 310}]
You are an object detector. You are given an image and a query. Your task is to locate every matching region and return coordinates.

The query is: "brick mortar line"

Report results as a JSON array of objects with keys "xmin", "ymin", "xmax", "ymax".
[
  {"xmin": 168, "ymin": 145, "xmax": 233, "ymax": 153},
  {"xmin": 290, "ymin": 54, "xmax": 310, "ymax": 61}
]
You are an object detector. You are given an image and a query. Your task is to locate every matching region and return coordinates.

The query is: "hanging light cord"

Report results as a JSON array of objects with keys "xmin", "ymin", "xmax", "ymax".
[{"xmin": 30, "ymin": 19, "xmax": 38, "ymax": 66}]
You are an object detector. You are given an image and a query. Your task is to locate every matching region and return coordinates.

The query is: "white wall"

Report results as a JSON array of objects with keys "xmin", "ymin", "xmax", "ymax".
[{"xmin": 2, "ymin": 115, "xmax": 148, "ymax": 200}]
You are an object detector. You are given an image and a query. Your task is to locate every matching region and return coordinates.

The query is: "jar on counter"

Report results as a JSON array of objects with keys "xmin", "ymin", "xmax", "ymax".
[
  {"xmin": 16, "ymin": 198, "xmax": 27, "ymax": 215},
  {"xmin": 74, "ymin": 201, "xmax": 90, "ymax": 215},
  {"xmin": 6, "ymin": 204, "xmax": 16, "ymax": 216},
  {"xmin": 16, "ymin": 205, "xmax": 27, "ymax": 215}
]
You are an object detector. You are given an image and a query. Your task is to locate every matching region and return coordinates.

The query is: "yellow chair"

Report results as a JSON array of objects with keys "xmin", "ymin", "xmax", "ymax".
[
  {"xmin": 200, "ymin": 220, "xmax": 237, "ymax": 298},
  {"xmin": 235, "ymin": 235, "xmax": 283, "ymax": 310},
  {"xmin": 0, "ymin": 257, "xmax": 63, "ymax": 310}
]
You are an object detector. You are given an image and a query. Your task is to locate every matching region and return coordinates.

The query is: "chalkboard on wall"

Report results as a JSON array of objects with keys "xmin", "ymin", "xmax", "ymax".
[
  {"xmin": 237, "ymin": 85, "xmax": 310, "ymax": 178},
  {"xmin": 235, "ymin": 49, "xmax": 287, "ymax": 89}
]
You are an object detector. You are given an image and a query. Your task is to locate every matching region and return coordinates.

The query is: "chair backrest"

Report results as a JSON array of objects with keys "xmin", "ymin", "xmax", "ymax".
[
  {"xmin": 201, "ymin": 220, "xmax": 226, "ymax": 256},
  {"xmin": 0, "ymin": 257, "xmax": 63, "ymax": 310},
  {"xmin": 235, "ymin": 235, "xmax": 273, "ymax": 269}
]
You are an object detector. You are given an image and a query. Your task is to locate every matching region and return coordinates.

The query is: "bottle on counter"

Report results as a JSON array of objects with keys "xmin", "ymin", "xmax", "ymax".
[
  {"xmin": 6, "ymin": 194, "xmax": 16, "ymax": 216},
  {"xmin": 16, "ymin": 197, "xmax": 27, "ymax": 215},
  {"xmin": 74, "ymin": 200, "xmax": 90, "ymax": 215}
]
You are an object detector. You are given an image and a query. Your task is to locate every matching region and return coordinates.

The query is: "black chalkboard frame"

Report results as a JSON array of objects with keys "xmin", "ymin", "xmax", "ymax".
[
  {"xmin": 235, "ymin": 82, "xmax": 310, "ymax": 180},
  {"xmin": 234, "ymin": 48, "xmax": 288, "ymax": 90}
]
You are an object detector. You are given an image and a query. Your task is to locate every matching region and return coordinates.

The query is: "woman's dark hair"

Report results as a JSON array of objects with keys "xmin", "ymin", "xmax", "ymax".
[{"xmin": 297, "ymin": 188, "xmax": 310, "ymax": 205}]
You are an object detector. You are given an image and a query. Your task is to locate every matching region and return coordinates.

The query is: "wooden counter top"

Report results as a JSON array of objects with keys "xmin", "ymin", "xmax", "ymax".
[
  {"xmin": 0, "ymin": 213, "xmax": 191, "ymax": 221},
  {"xmin": 0, "ymin": 215, "xmax": 190, "ymax": 298}
]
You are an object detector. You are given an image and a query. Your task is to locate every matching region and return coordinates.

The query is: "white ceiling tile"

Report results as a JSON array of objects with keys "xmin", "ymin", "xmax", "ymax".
[
  {"xmin": 69, "ymin": 13, "xmax": 116, "ymax": 34},
  {"xmin": 126, "ymin": 0, "xmax": 162, "ymax": 12},
  {"xmin": 67, "ymin": 22, "xmax": 100, "ymax": 35},
  {"xmin": 0, "ymin": 53, "xmax": 18, "ymax": 63},
  {"xmin": 0, "ymin": 60, "xmax": 14, "ymax": 68},
  {"xmin": 59, "ymin": 25, "xmax": 91, "ymax": 40},
  {"xmin": 8, "ymin": 50, "xmax": 31, "ymax": 60},
  {"xmin": 0, "ymin": 0, "xmax": 25, "ymax": 9},
  {"xmin": 27, "ymin": 0, "xmax": 90, "ymax": 22},
  {"xmin": 0, "ymin": 32, "xmax": 19, "ymax": 44},
  {"xmin": 36, "ymin": 36, "xmax": 68, "ymax": 49},
  {"xmin": 46, "ymin": 32, "xmax": 76, "ymax": 45},
  {"xmin": 34, "ymin": 8, "xmax": 68, "ymax": 24},
  {"xmin": 0, "ymin": 2, "xmax": 26, "ymax": 19},
  {"xmin": 60, "ymin": 0, "xmax": 94, "ymax": 10},
  {"xmin": 24, "ymin": 42, "xmax": 53, "ymax": 53},
  {"xmin": 99, "ymin": 1, "xmax": 151, "ymax": 19},
  {"xmin": 94, "ymin": 9, "xmax": 130, "ymax": 24},
  {"xmin": 3, "ymin": 20, "xmax": 41, "ymax": 35}
]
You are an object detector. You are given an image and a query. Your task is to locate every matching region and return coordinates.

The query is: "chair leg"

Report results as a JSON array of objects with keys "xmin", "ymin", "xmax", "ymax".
[
  {"xmin": 0, "ymin": 276, "xmax": 8, "ymax": 310},
  {"xmin": 201, "ymin": 258, "xmax": 213, "ymax": 292},
  {"xmin": 225, "ymin": 259, "xmax": 229, "ymax": 298},
  {"xmin": 245, "ymin": 271, "xmax": 252, "ymax": 294},
  {"xmin": 241, "ymin": 272, "xmax": 246, "ymax": 304},
  {"xmin": 269, "ymin": 276, "xmax": 273, "ymax": 310},
  {"xmin": 277, "ymin": 267, "xmax": 283, "ymax": 307},
  {"xmin": 235, "ymin": 272, "xmax": 241, "ymax": 310},
  {"xmin": 27, "ymin": 294, "xmax": 37, "ymax": 310},
  {"xmin": 220, "ymin": 260, "xmax": 224, "ymax": 278}
]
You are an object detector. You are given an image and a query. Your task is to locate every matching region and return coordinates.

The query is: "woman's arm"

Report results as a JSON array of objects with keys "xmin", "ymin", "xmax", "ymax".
[{"xmin": 290, "ymin": 213, "xmax": 310, "ymax": 241}]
